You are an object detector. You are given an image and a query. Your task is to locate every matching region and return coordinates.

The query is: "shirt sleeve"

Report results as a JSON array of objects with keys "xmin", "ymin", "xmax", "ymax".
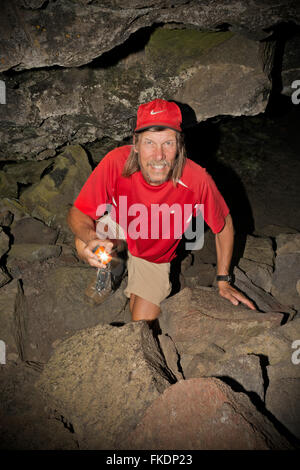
[
  {"xmin": 74, "ymin": 151, "xmax": 116, "ymax": 220},
  {"xmin": 196, "ymin": 169, "xmax": 230, "ymax": 234}
]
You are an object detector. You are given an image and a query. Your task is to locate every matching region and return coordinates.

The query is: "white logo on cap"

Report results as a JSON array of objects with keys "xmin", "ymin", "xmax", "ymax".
[{"xmin": 150, "ymin": 110, "xmax": 164, "ymax": 115}]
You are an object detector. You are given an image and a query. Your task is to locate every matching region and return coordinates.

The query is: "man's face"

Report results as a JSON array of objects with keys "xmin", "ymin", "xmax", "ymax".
[{"xmin": 135, "ymin": 128, "xmax": 178, "ymax": 186}]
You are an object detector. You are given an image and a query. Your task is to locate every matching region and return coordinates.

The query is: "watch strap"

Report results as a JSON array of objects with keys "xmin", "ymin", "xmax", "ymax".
[{"xmin": 216, "ymin": 274, "xmax": 232, "ymax": 283}]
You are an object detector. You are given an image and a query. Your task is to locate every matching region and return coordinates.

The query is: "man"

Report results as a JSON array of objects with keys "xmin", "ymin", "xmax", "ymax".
[{"xmin": 68, "ymin": 99, "xmax": 255, "ymax": 322}]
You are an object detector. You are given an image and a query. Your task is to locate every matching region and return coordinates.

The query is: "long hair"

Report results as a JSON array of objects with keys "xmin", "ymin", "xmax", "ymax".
[{"xmin": 122, "ymin": 127, "xmax": 187, "ymax": 186}]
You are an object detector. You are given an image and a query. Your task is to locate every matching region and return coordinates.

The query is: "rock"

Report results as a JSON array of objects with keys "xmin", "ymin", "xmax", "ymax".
[
  {"xmin": 2, "ymin": 159, "xmax": 55, "ymax": 185},
  {"xmin": 0, "ymin": 267, "xmax": 10, "ymax": 288},
  {"xmin": 208, "ymin": 354, "xmax": 265, "ymax": 401},
  {"xmin": 1, "ymin": 1, "xmax": 298, "ymax": 73},
  {"xmin": 11, "ymin": 217, "xmax": 58, "ymax": 245},
  {"xmin": 276, "ymin": 233, "xmax": 300, "ymax": 255},
  {"xmin": 85, "ymin": 136, "xmax": 126, "ymax": 166},
  {"xmin": 181, "ymin": 343, "xmax": 226, "ymax": 378},
  {"xmin": 0, "ymin": 361, "xmax": 78, "ymax": 450},
  {"xmin": 7, "ymin": 244, "xmax": 62, "ymax": 276},
  {"xmin": 19, "ymin": 145, "xmax": 91, "ymax": 242},
  {"xmin": 191, "ymin": 229, "xmax": 217, "ymax": 264},
  {"xmin": 36, "ymin": 321, "xmax": 175, "ymax": 449},
  {"xmin": 0, "ymin": 198, "xmax": 29, "ymax": 223},
  {"xmin": 238, "ymin": 257, "xmax": 273, "ymax": 292},
  {"xmin": 0, "ymin": 28, "xmax": 273, "ymax": 160},
  {"xmin": 271, "ymin": 253, "xmax": 300, "ymax": 311},
  {"xmin": 0, "ymin": 227, "xmax": 9, "ymax": 258},
  {"xmin": 232, "ymin": 317, "xmax": 300, "ymax": 365},
  {"xmin": 183, "ymin": 262, "xmax": 216, "ymax": 288},
  {"xmin": 159, "ymin": 287, "xmax": 283, "ymax": 358},
  {"xmin": 175, "ymin": 33, "xmax": 270, "ymax": 120},
  {"xmin": 243, "ymin": 235, "xmax": 274, "ymax": 267},
  {"xmin": 157, "ymin": 333, "xmax": 183, "ymax": 382},
  {"xmin": 254, "ymin": 225, "xmax": 298, "ymax": 238},
  {"xmin": 0, "ymin": 280, "xmax": 23, "ymax": 360},
  {"xmin": 266, "ymin": 376, "xmax": 300, "ymax": 441},
  {"xmin": 20, "ymin": 264, "xmax": 128, "ymax": 363},
  {"xmin": 0, "ymin": 171, "xmax": 18, "ymax": 198},
  {"xmin": 123, "ymin": 378, "xmax": 291, "ymax": 450},
  {"xmin": 0, "ymin": 210, "xmax": 13, "ymax": 227},
  {"xmin": 233, "ymin": 267, "xmax": 295, "ymax": 315},
  {"xmin": 281, "ymin": 32, "xmax": 300, "ymax": 97},
  {"xmin": 182, "ymin": 347, "xmax": 265, "ymax": 401}
]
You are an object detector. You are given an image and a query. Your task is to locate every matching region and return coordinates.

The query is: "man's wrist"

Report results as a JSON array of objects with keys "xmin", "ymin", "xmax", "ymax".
[{"xmin": 216, "ymin": 274, "xmax": 232, "ymax": 283}]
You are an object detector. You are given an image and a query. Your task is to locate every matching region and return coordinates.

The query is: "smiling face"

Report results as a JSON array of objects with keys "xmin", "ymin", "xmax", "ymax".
[{"xmin": 135, "ymin": 128, "xmax": 178, "ymax": 186}]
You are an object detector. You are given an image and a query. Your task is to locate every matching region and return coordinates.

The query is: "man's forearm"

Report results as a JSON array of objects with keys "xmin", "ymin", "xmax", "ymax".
[
  {"xmin": 215, "ymin": 213, "xmax": 234, "ymax": 276},
  {"xmin": 67, "ymin": 206, "xmax": 97, "ymax": 245}
]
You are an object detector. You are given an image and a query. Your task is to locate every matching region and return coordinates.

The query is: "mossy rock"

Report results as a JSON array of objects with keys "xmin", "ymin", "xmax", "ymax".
[
  {"xmin": 19, "ymin": 145, "xmax": 92, "ymax": 241},
  {"xmin": 0, "ymin": 172, "xmax": 19, "ymax": 199},
  {"xmin": 146, "ymin": 28, "xmax": 234, "ymax": 76}
]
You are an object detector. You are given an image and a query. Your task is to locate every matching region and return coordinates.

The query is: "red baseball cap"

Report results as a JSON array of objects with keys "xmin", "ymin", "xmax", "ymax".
[{"xmin": 135, "ymin": 99, "xmax": 182, "ymax": 133}]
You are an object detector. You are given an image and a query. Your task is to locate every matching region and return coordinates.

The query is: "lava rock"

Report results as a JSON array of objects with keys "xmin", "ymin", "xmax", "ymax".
[
  {"xmin": 36, "ymin": 321, "xmax": 175, "ymax": 449},
  {"xmin": 11, "ymin": 217, "xmax": 58, "ymax": 245},
  {"xmin": 19, "ymin": 145, "xmax": 91, "ymax": 242},
  {"xmin": 123, "ymin": 377, "xmax": 291, "ymax": 450},
  {"xmin": 159, "ymin": 287, "xmax": 283, "ymax": 357}
]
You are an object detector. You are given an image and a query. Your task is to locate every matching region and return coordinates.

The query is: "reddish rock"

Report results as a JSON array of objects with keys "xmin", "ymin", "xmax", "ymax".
[
  {"xmin": 123, "ymin": 378, "xmax": 291, "ymax": 450},
  {"xmin": 159, "ymin": 287, "xmax": 284, "ymax": 356}
]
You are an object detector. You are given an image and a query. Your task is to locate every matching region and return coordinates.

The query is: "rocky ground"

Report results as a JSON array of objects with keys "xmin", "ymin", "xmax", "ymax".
[{"xmin": 0, "ymin": 102, "xmax": 300, "ymax": 450}]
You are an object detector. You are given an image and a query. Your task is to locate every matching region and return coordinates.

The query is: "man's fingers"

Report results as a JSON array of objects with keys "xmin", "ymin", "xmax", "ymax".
[
  {"xmin": 219, "ymin": 286, "xmax": 256, "ymax": 310},
  {"xmin": 232, "ymin": 291, "xmax": 256, "ymax": 310}
]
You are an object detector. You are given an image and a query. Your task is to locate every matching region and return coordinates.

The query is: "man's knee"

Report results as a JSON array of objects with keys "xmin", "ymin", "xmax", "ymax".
[{"xmin": 130, "ymin": 294, "xmax": 160, "ymax": 322}]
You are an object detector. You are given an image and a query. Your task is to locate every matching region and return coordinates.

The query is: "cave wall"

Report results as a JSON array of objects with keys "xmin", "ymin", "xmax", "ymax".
[{"xmin": 0, "ymin": 0, "xmax": 299, "ymax": 161}]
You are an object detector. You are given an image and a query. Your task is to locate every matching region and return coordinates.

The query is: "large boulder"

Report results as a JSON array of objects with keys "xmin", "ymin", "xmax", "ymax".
[
  {"xmin": 159, "ymin": 287, "xmax": 284, "ymax": 358},
  {"xmin": 237, "ymin": 257, "xmax": 273, "ymax": 293},
  {"xmin": 11, "ymin": 217, "xmax": 58, "ymax": 245},
  {"xmin": 36, "ymin": 321, "xmax": 176, "ymax": 449},
  {"xmin": 19, "ymin": 145, "xmax": 91, "ymax": 242},
  {"xmin": 7, "ymin": 244, "xmax": 61, "ymax": 276},
  {"xmin": 233, "ymin": 267, "xmax": 295, "ymax": 315},
  {"xmin": 271, "ymin": 233, "xmax": 300, "ymax": 311},
  {"xmin": 123, "ymin": 378, "xmax": 291, "ymax": 450},
  {"xmin": 2, "ymin": 159, "xmax": 56, "ymax": 185},
  {"xmin": 266, "ymin": 361, "xmax": 300, "ymax": 441},
  {"xmin": 18, "ymin": 262, "xmax": 128, "ymax": 363},
  {"xmin": 0, "ymin": 361, "xmax": 78, "ymax": 450},
  {"xmin": 242, "ymin": 235, "xmax": 274, "ymax": 267},
  {"xmin": 232, "ymin": 317, "xmax": 300, "ymax": 366},
  {"xmin": 185, "ymin": 353, "xmax": 265, "ymax": 402}
]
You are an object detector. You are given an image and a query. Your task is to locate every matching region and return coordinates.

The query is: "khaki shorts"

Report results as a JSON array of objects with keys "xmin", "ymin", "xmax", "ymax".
[
  {"xmin": 96, "ymin": 214, "xmax": 171, "ymax": 307},
  {"xmin": 124, "ymin": 252, "xmax": 171, "ymax": 307}
]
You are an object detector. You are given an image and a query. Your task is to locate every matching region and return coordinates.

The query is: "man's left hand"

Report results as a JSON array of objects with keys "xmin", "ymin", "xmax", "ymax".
[{"xmin": 218, "ymin": 282, "xmax": 256, "ymax": 310}]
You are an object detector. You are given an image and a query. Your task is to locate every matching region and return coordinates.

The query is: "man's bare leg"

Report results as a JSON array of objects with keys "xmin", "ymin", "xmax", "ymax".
[{"xmin": 130, "ymin": 293, "xmax": 160, "ymax": 322}]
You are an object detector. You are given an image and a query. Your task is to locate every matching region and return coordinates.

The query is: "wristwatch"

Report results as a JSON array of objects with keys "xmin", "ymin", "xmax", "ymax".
[{"xmin": 216, "ymin": 274, "xmax": 232, "ymax": 283}]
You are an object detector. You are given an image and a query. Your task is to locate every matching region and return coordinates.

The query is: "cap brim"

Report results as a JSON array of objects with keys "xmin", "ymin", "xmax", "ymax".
[{"xmin": 135, "ymin": 124, "xmax": 181, "ymax": 133}]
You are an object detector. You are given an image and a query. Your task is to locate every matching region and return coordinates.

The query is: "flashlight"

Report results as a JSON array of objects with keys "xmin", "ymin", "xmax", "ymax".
[{"xmin": 92, "ymin": 245, "xmax": 112, "ymax": 265}]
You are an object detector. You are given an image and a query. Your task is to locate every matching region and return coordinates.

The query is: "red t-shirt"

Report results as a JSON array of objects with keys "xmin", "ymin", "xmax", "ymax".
[{"xmin": 74, "ymin": 145, "xmax": 230, "ymax": 263}]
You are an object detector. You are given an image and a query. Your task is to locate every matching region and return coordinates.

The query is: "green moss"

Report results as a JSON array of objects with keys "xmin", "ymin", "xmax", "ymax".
[{"xmin": 146, "ymin": 28, "xmax": 234, "ymax": 75}]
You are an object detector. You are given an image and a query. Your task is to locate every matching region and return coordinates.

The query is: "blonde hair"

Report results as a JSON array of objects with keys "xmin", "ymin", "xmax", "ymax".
[{"xmin": 122, "ymin": 127, "xmax": 186, "ymax": 186}]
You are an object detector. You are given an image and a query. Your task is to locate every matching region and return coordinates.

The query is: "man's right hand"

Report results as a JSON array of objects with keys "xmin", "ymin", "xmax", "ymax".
[{"xmin": 75, "ymin": 237, "xmax": 113, "ymax": 269}]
